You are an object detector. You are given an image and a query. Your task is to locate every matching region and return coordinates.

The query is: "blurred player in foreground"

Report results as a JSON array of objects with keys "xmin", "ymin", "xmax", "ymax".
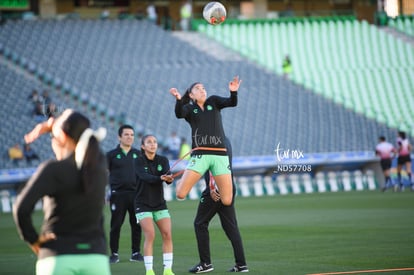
[{"xmin": 13, "ymin": 109, "xmax": 110, "ymax": 275}]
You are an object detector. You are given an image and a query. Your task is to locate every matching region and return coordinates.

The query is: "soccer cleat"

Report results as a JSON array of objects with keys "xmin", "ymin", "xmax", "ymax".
[
  {"xmin": 146, "ymin": 270, "xmax": 155, "ymax": 275},
  {"xmin": 109, "ymin": 252, "xmax": 119, "ymax": 264},
  {"xmin": 163, "ymin": 268, "xmax": 175, "ymax": 275},
  {"xmin": 189, "ymin": 262, "xmax": 214, "ymax": 273},
  {"xmin": 130, "ymin": 252, "xmax": 144, "ymax": 262},
  {"xmin": 228, "ymin": 265, "xmax": 249, "ymax": 272}
]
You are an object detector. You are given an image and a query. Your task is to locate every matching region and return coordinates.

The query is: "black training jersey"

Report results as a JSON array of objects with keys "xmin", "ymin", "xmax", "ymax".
[
  {"xmin": 107, "ymin": 145, "xmax": 141, "ymax": 192},
  {"xmin": 135, "ymin": 154, "xmax": 171, "ymax": 212},
  {"xmin": 175, "ymin": 92, "xmax": 237, "ymax": 155},
  {"xmin": 13, "ymin": 153, "xmax": 108, "ymax": 259}
]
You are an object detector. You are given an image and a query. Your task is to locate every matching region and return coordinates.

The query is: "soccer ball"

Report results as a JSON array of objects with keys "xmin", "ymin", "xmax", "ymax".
[{"xmin": 203, "ymin": 2, "xmax": 227, "ymax": 26}]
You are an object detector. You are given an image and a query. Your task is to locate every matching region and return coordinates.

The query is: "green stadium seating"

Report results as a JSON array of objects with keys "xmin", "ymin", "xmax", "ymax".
[
  {"xmin": 196, "ymin": 18, "xmax": 414, "ymax": 134},
  {"xmin": 388, "ymin": 15, "xmax": 414, "ymax": 37}
]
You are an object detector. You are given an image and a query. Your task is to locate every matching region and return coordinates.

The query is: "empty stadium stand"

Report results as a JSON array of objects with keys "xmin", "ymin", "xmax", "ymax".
[
  {"xmin": 0, "ymin": 17, "xmax": 411, "ymax": 201},
  {"xmin": 195, "ymin": 17, "xmax": 414, "ymax": 137},
  {"xmin": 0, "ymin": 18, "xmax": 400, "ymax": 162},
  {"xmin": 388, "ymin": 15, "xmax": 414, "ymax": 37}
]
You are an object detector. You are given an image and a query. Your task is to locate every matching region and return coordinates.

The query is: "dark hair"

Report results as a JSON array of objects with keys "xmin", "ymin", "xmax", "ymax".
[
  {"xmin": 118, "ymin": 124, "xmax": 134, "ymax": 137},
  {"xmin": 181, "ymin": 82, "xmax": 200, "ymax": 105},
  {"xmin": 61, "ymin": 111, "xmax": 105, "ymax": 193},
  {"xmin": 379, "ymin": 136, "xmax": 386, "ymax": 142},
  {"xmin": 398, "ymin": 131, "xmax": 406, "ymax": 139},
  {"xmin": 61, "ymin": 112, "xmax": 90, "ymax": 143},
  {"xmin": 181, "ymin": 90, "xmax": 191, "ymax": 105}
]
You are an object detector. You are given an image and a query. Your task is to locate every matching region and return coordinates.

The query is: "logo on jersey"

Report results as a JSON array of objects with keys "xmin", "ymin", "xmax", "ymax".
[
  {"xmin": 133, "ymin": 153, "xmax": 138, "ymax": 158},
  {"xmin": 157, "ymin": 164, "xmax": 163, "ymax": 171},
  {"xmin": 207, "ymin": 105, "xmax": 213, "ymax": 111},
  {"xmin": 188, "ymin": 158, "xmax": 197, "ymax": 167},
  {"xmin": 193, "ymin": 109, "xmax": 198, "ymax": 114}
]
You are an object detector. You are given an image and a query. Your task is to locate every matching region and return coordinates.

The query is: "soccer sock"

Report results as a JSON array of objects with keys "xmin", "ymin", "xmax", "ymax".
[
  {"xmin": 385, "ymin": 176, "xmax": 391, "ymax": 188},
  {"xmin": 163, "ymin": 253, "xmax": 173, "ymax": 269},
  {"xmin": 144, "ymin": 256, "xmax": 153, "ymax": 271}
]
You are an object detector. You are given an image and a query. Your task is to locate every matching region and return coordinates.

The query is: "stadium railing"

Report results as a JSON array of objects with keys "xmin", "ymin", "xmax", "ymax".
[{"xmin": 0, "ymin": 150, "xmax": 387, "ymax": 212}]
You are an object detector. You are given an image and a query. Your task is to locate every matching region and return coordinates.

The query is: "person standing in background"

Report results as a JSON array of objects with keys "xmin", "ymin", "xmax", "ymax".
[
  {"xmin": 282, "ymin": 55, "xmax": 292, "ymax": 79},
  {"xmin": 146, "ymin": 1, "xmax": 157, "ymax": 24},
  {"xmin": 23, "ymin": 143, "xmax": 40, "ymax": 165},
  {"xmin": 180, "ymin": 0, "xmax": 192, "ymax": 31},
  {"xmin": 8, "ymin": 143, "xmax": 24, "ymax": 165},
  {"xmin": 396, "ymin": 131, "xmax": 413, "ymax": 190},
  {"xmin": 375, "ymin": 136, "xmax": 396, "ymax": 191},
  {"xmin": 189, "ymin": 137, "xmax": 248, "ymax": 273},
  {"xmin": 166, "ymin": 131, "xmax": 181, "ymax": 160},
  {"xmin": 179, "ymin": 137, "xmax": 191, "ymax": 160},
  {"xmin": 107, "ymin": 125, "xmax": 143, "ymax": 263}
]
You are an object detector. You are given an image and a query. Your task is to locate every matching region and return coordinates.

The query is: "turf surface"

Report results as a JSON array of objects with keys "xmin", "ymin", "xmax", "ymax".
[{"xmin": 0, "ymin": 191, "xmax": 413, "ymax": 275}]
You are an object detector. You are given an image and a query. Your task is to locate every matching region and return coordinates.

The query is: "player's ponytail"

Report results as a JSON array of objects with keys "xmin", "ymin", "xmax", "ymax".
[
  {"xmin": 61, "ymin": 111, "xmax": 106, "ymax": 193},
  {"xmin": 181, "ymin": 90, "xmax": 191, "ymax": 105}
]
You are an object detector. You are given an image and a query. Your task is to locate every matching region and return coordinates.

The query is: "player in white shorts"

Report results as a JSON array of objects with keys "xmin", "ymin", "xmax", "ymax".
[{"xmin": 375, "ymin": 136, "xmax": 396, "ymax": 191}]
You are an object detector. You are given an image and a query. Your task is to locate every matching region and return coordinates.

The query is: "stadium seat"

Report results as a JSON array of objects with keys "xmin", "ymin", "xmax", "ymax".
[{"xmin": 0, "ymin": 17, "xmax": 408, "ymax": 170}]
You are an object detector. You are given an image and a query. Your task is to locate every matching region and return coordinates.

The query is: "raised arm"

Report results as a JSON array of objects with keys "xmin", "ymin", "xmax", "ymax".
[
  {"xmin": 229, "ymin": 75, "xmax": 242, "ymax": 92},
  {"xmin": 169, "ymin": 88, "xmax": 188, "ymax": 118},
  {"xmin": 24, "ymin": 117, "xmax": 55, "ymax": 144}
]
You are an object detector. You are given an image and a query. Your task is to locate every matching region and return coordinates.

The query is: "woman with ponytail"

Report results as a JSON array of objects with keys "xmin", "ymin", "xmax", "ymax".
[
  {"xmin": 13, "ymin": 109, "xmax": 110, "ymax": 275},
  {"xmin": 169, "ymin": 76, "xmax": 241, "ymax": 206}
]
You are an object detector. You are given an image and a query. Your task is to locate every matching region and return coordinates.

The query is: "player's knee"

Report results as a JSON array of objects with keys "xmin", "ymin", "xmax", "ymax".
[{"xmin": 145, "ymin": 232, "xmax": 156, "ymax": 242}]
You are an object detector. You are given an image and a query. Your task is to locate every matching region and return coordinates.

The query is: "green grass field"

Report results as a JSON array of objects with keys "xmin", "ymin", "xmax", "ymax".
[{"xmin": 1, "ymin": 191, "xmax": 413, "ymax": 275}]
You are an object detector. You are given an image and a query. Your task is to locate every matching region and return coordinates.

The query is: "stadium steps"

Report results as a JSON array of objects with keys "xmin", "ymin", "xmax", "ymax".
[
  {"xmin": 0, "ymin": 18, "xmax": 402, "ymax": 160},
  {"xmin": 379, "ymin": 26, "xmax": 414, "ymax": 47},
  {"xmin": 171, "ymin": 31, "xmax": 244, "ymax": 62},
  {"xmin": 0, "ymin": 54, "xmax": 122, "ymax": 168},
  {"xmin": 387, "ymin": 16, "xmax": 414, "ymax": 37}
]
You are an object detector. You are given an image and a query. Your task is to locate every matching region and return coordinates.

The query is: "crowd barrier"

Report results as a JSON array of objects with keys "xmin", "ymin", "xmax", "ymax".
[{"xmin": 0, "ymin": 151, "xmax": 387, "ymax": 213}]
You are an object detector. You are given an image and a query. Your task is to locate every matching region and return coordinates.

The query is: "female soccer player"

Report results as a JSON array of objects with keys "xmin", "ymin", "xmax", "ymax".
[
  {"xmin": 13, "ymin": 109, "xmax": 110, "ymax": 275},
  {"xmin": 169, "ymin": 76, "xmax": 241, "ymax": 206},
  {"xmin": 396, "ymin": 131, "xmax": 412, "ymax": 189},
  {"xmin": 135, "ymin": 135, "xmax": 175, "ymax": 275}
]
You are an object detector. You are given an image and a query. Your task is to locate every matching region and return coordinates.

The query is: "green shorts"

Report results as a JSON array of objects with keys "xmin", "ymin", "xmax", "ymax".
[
  {"xmin": 36, "ymin": 254, "xmax": 110, "ymax": 275},
  {"xmin": 187, "ymin": 154, "xmax": 231, "ymax": 176},
  {"xmin": 135, "ymin": 209, "xmax": 170, "ymax": 223}
]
